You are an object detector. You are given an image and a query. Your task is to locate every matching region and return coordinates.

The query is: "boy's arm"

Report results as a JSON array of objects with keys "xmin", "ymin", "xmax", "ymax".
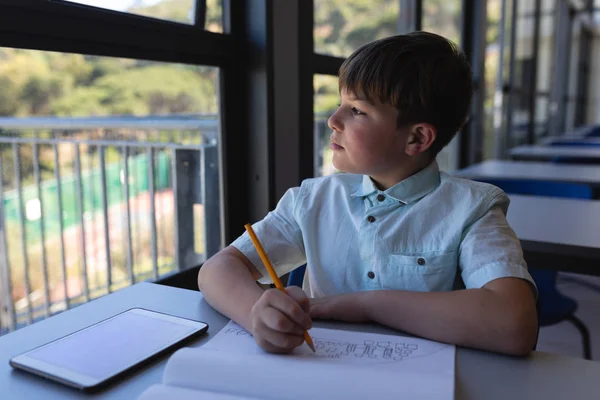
[
  {"xmin": 197, "ymin": 246, "xmax": 265, "ymax": 331},
  {"xmin": 199, "ymin": 246, "xmax": 313, "ymax": 353},
  {"xmin": 198, "ymin": 186, "xmax": 312, "ymax": 353},
  {"xmin": 310, "ymin": 277, "xmax": 537, "ymax": 356},
  {"xmin": 311, "ymin": 202, "xmax": 538, "ymax": 356}
]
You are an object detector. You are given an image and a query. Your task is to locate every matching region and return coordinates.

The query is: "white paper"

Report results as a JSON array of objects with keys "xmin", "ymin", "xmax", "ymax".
[
  {"xmin": 205, "ymin": 321, "xmax": 455, "ymax": 374},
  {"xmin": 139, "ymin": 321, "xmax": 455, "ymax": 400}
]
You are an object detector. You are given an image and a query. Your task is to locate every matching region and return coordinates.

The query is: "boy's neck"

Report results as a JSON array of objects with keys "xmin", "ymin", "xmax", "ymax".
[{"xmin": 369, "ymin": 156, "xmax": 435, "ymax": 191}]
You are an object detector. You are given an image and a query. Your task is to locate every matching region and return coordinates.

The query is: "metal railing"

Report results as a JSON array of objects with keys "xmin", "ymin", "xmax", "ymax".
[{"xmin": 0, "ymin": 116, "xmax": 221, "ymax": 335}]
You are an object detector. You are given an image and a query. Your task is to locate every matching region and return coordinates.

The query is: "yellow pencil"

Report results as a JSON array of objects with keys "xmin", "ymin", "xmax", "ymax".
[{"xmin": 244, "ymin": 223, "xmax": 316, "ymax": 352}]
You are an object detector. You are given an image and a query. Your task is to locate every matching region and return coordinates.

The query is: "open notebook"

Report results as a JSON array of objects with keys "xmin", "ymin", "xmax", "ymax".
[{"xmin": 138, "ymin": 321, "xmax": 456, "ymax": 400}]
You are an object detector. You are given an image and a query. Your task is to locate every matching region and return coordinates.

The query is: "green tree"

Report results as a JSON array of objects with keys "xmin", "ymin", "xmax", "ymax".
[{"xmin": 129, "ymin": 0, "xmax": 222, "ymax": 31}]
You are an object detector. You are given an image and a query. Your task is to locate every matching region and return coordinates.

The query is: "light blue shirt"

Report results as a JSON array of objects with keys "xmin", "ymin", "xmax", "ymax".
[{"xmin": 232, "ymin": 161, "xmax": 535, "ymax": 298}]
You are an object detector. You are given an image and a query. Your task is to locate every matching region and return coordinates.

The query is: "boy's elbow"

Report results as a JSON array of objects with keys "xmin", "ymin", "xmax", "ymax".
[
  {"xmin": 501, "ymin": 311, "xmax": 538, "ymax": 357},
  {"xmin": 197, "ymin": 266, "xmax": 205, "ymax": 292},
  {"xmin": 504, "ymin": 333, "xmax": 536, "ymax": 357},
  {"xmin": 197, "ymin": 260, "xmax": 212, "ymax": 292}
]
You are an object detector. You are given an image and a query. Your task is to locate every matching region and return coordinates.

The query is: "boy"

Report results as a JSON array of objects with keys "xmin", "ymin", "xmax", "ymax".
[{"xmin": 198, "ymin": 32, "xmax": 538, "ymax": 356}]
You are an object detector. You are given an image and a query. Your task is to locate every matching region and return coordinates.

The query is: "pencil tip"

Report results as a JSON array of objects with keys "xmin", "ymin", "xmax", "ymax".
[{"xmin": 308, "ymin": 342, "xmax": 316, "ymax": 352}]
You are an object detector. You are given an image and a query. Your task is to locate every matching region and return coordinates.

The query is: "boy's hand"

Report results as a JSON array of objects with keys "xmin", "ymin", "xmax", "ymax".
[
  {"xmin": 310, "ymin": 293, "xmax": 370, "ymax": 323},
  {"xmin": 250, "ymin": 286, "xmax": 312, "ymax": 354}
]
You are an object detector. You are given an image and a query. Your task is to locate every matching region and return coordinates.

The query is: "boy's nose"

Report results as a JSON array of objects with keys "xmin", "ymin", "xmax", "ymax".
[{"xmin": 328, "ymin": 110, "xmax": 342, "ymax": 132}]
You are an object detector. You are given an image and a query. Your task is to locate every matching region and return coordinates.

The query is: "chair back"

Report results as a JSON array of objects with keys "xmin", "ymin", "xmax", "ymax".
[{"xmin": 286, "ymin": 264, "xmax": 306, "ymax": 287}]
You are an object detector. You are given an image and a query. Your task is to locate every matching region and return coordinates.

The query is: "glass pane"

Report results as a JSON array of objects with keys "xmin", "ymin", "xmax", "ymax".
[
  {"xmin": 541, "ymin": 0, "xmax": 556, "ymax": 13},
  {"xmin": 314, "ymin": 0, "xmax": 400, "ymax": 57},
  {"xmin": 565, "ymin": 100, "xmax": 577, "ymax": 132},
  {"xmin": 61, "ymin": 0, "xmax": 223, "ymax": 32},
  {"xmin": 482, "ymin": 0, "xmax": 504, "ymax": 161},
  {"xmin": 314, "ymin": 75, "xmax": 339, "ymax": 177},
  {"xmin": 507, "ymin": 0, "xmax": 537, "ymax": 147},
  {"xmin": 520, "ymin": 0, "xmax": 536, "ymax": 15},
  {"xmin": 0, "ymin": 48, "xmax": 220, "ymax": 333},
  {"xmin": 421, "ymin": 0, "xmax": 462, "ymax": 44},
  {"xmin": 422, "ymin": 0, "xmax": 462, "ymax": 171},
  {"xmin": 565, "ymin": 15, "xmax": 583, "ymax": 131},
  {"xmin": 534, "ymin": 95, "xmax": 550, "ymax": 139},
  {"xmin": 536, "ymin": 4, "xmax": 556, "ymax": 94},
  {"xmin": 436, "ymin": 136, "xmax": 460, "ymax": 173}
]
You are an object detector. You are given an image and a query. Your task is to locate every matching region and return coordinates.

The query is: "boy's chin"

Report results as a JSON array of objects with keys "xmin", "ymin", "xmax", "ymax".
[
  {"xmin": 332, "ymin": 164, "xmax": 358, "ymax": 175},
  {"xmin": 332, "ymin": 158, "xmax": 364, "ymax": 175},
  {"xmin": 331, "ymin": 160, "xmax": 348, "ymax": 174}
]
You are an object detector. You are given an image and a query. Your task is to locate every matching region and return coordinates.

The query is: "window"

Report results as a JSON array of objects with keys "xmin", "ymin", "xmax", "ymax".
[
  {"xmin": 482, "ymin": 0, "xmax": 504, "ymax": 160},
  {"xmin": 314, "ymin": 0, "xmax": 400, "ymax": 57},
  {"xmin": 422, "ymin": 0, "xmax": 462, "ymax": 172},
  {"xmin": 515, "ymin": 58, "xmax": 535, "ymax": 110},
  {"xmin": 61, "ymin": 0, "xmax": 223, "ymax": 32},
  {"xmin": 507, "ymin": 0, "xmax": 537, "ymax": 147},
  {"xmin": 314, "ymin": 74, "xmax": 339, "ymax": 177},
  {"xmin": 421, "ymin": 0, "xmax": 462, "ymax": 44},
  {"xmin": 0, "ymin": 48, "xmax": 220, "ymax": 329}
]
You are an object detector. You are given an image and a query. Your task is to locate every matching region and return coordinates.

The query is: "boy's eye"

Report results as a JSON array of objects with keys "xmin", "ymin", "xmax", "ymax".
[{"xmin": 351, "ymin": 107, "xmax": 365, "ymax": 116}]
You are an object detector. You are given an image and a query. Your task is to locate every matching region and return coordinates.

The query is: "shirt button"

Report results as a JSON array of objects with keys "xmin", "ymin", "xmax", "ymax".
[
  {"xmin": 377, "ymin": 194, "xmax": 385, "ymax": 202},
  {"xmin": 417, "ymin": 258, "xmax": 426, "ymax": 266},
  {"xmin": 367, "ymin": 215, "xmax": 376, "ymax": 223},
  {"xmin": 367, "ymin": 271, "xmax": 375, "ymax": 279}
]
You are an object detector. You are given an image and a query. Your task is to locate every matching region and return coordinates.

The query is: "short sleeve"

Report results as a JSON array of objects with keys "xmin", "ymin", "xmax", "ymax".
[
  {"xmin": 230, "ymin": 186, "xmax": 306, "ymax": 284},
  {"xmin": 459, "ymin": 198, "xmax": 537, "ymax": 296}
]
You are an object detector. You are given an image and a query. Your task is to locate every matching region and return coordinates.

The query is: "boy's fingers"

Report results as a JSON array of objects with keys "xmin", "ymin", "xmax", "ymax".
[
  {"xmin": 286, "ymin": 286, "xmax": 310, "ymax": 311},
  {"xmin": 254, "ymin": 336, "xmax": 298, "ymax": 354},
  {"xmin": 264, "ymin": 289, "xmax": 312, "ymax": 330},
  {"xmin": 283, "ymin": 286, "xmax": 312, "ymax": 328},
  {"xmin": 261, "ymin": 307, "xmax": 304, "ymax": 335},
  {"xmin": 257, "ymin": 324, "xmax": 305, "ymax": 351}
]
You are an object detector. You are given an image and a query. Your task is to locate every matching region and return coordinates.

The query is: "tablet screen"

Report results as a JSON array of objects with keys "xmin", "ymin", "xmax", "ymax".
[{"xmin": 11, "ymin": 308, "xmax": 208, "ymax": 390}]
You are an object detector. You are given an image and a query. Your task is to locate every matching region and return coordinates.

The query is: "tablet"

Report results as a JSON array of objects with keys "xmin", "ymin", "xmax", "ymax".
[{"xmin": 10, "ymin": 308, "xmax": 208, "ymax": 392}]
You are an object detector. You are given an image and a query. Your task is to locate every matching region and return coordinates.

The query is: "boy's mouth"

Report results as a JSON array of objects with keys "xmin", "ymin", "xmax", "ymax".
[{"xmin": 330, "ymin": 136, "xmax": 344, "ymax": 150}]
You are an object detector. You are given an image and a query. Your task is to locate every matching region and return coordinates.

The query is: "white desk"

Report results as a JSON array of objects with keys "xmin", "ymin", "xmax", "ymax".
[
  {"xmin": 509, "ymin": 145, "xmax": 600, "ymax": 162},
  {"xmin": 456, "ymin": 160, "xmax": 600, "ymax": 190},
  {"xmin": 507, "ymin": 194, "xmax": 600, "ymax": 275},
  {"xmin": 539, "ymin": 137, "xmax": 600, "ymax": 146},
  {"xmin": 1, "ymin": 282, "xmax": 599, "ymax": 399}
]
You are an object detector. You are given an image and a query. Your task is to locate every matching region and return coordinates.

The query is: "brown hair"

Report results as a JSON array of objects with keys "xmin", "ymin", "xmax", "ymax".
[{"xmin": 338, "ymin": 31, "xmax": 473, "ymax": 156}]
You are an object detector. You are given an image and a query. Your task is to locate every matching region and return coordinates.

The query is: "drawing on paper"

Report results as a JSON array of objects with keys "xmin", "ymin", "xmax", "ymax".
[
  {"xmin": 224, "ymin": 326, "xmax": 252, "ymax": 337},
  {"xmin": 219, "ymin": 325, "xmax": 441, "ymax": 362},
  {"xmin": 311, "ymin": 338, "xmax": 419, "ymax": 361}
]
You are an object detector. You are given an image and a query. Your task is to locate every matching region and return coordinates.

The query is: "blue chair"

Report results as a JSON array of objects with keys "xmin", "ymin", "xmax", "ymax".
[
  {"xmin": 287, "ymin": 264, "xmax": 306, "ymax": 287},
  {"xmin": 474, "ymin": 178, "xmax": 592, "ymax": 360}
]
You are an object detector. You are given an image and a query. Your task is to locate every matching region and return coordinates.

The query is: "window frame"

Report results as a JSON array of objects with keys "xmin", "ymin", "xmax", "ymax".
[{"xmin": 0, "ymin": 0, "xmax": 256, "ymax": 249}]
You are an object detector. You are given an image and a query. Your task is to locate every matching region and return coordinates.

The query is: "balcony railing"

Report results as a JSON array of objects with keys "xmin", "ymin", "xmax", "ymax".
[{"xmin": 0, "ymin": 115, "xmax": 220, "ymax": 335}]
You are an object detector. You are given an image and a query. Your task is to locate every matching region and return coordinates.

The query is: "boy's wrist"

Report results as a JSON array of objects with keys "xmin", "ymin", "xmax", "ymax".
[{"xmin": 358, "ymin": 290, "xmax": 377, "ymax": 322}]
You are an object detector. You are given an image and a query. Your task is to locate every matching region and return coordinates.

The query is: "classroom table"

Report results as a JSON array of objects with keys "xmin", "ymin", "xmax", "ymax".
[
  {"xmin": 509, "ymin": 145, "xmax": 600, "ymax": 163},
  {"xmin": 455, "ymin": 160, "xmax": 600, "ymax": 195},
  {"xmin": 560, "ymin": 125, "xmax": 600, "ymax": 138},
  {"xmin": 1, "ymin": 282, "xmax": 599, "ymax": 400},
  {"xmin": 506, "ymin": 194, "xmax": 600, "ymax": 276},
  {"xmin": 539, "ymin": 136, "xmax": 600, "ymax": 146}
]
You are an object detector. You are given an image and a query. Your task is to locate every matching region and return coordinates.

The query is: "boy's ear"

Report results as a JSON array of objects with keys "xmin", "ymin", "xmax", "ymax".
[{"xmin": 404, "ymin": 123, "xmax": 437, "ymax": 156}]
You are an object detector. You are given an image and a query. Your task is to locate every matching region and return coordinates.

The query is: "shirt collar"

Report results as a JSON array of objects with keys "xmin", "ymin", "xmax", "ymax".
[{"xmin": 351, "ymin": 160, "xmax": 441, "ymax": 204}]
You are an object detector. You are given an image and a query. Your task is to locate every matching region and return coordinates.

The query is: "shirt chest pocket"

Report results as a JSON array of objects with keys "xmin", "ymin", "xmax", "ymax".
[{"xmin": 381, "ymin": 251, "xmax": 458, "ymax": 292}]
